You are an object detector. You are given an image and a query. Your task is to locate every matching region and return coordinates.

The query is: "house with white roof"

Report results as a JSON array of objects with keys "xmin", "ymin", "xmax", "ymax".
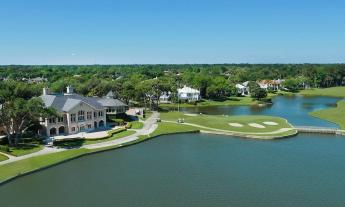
[
  {"xmin": 159, "ymin": 92, "xmax": 171, "ymax": 103},
  {"xmin": 177, "ymin": 85, "xmax": 200, "ymax": 102},
  {"xmin": 40, "ymin": 86, "xmax": 127, "ymax": 137},
  {"xmin": 236, "ymin": 82, "xmax": 250, "ymax": 96}
]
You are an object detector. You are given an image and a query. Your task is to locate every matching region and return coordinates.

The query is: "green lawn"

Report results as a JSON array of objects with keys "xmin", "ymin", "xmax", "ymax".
[
  {"xmin": 310, "ymin": 100, "xmax": 345, "ymax": 129},
  {"xmin": 1, "ymin": 144, "xmax": 44, "ymax": 157},
  {"xmin": 0, "ymin": 154, "xmax": 9, "ymax": 162},
  {"xmin": 140, "ymin": 111, "xmax": 153, "ymax": 121},
  {"xmin": 130, "ymin": 121, "xmax": 144, "ymax": 129},
  {"xmin": 160, "ymin": 111, "xmax": 294, "ymax": 134},
  {"xmin": 300, "ymin": 87, "xmax": 345, "ymax": 98}
]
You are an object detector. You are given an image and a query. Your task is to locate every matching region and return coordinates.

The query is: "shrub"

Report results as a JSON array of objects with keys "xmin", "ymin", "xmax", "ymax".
[
  {"xmin": 125, "ymin": 122, "xmax": 132, "ymax": 129},
  {"xmin": 0, "ymin": 145, "xmax": 10, "ymax": 152}
]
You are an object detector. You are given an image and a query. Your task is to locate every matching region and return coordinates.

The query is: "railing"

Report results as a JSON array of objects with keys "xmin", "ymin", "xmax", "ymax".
[{"xmin": 294, "ymin": 126, "xmax": 344, "ymax": 135}]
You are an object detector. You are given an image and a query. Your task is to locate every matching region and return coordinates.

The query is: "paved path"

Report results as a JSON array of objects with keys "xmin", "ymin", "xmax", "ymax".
[{"xmin": 0, "ymin": 112, "xmax": 159, "ymax": 165}]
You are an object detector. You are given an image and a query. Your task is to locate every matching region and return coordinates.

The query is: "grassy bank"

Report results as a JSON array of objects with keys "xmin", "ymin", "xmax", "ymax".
[
  {"xmin": 310, "ymin": 100, "xmax": 345, "ymax": 129},
  {"xmin": 300, "ymin": 87, "xmax": 345, "ymax": 98},
  {"xmin": 130, "ymin": 121, "xmax": 144, "ymax": 129}
]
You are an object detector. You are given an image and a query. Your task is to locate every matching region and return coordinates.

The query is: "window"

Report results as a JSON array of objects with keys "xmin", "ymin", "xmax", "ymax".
[
  {"xmin": 99, "ymin": 111, "xmax": 103, "ymax": 117},
  {"xmin": 78, "ymin": 110, "xmax": 85, "ymax": 121},
  {"xmin": 80, "ymin": 126, "xmax": 85, "ymax": 131},
  {"xmin": 88, "ymin": 124, "xmax": 92, "ymax": 129},
  {"xmin": 94, "ymin": 111, "xmax": 97, "ymax": 118},
  {"xmin": 87, "ymin": 111, "xmax": 92, "ymax": 120},
  {"xmin": 72, "ymin": 127, "xmax": 76, "ymax": 132},
  {"xmin": 58, "ymin": 117, "xmax": 64, "ymax": 122},
  {"xmin": 49, "ymin": 117, "xmax": 56, "ymax": 124},
  {"xmin": 70, "ymin": 114, "xmax": 76, "ymax": 123}
]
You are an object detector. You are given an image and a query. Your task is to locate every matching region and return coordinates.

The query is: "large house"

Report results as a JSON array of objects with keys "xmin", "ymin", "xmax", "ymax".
[
  {"xmin": 236, "ymin": 81, "xmax": 250, "ymax": 96},
  {"xmin": 177, "ymin": 85, "xmax": 200, "ymax": 102},
  {"xmin": 40, "ymin": 86, "xmax": 127, "ymax": 137},
  {"xmin": 258, "ymin": 79, "xmax": 285, "ymax": 91}
]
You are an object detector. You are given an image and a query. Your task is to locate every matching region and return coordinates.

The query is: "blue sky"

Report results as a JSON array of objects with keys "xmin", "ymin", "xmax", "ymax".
[{"xmin": 0, "ymin": 0, "xmax": 344, "ymax": 64}]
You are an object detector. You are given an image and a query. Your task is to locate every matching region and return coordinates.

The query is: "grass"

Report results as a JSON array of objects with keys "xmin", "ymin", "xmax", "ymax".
[
  {"xmin": 300, "ymin": 87, "xmax": 345, "ymax": 98},
  {"xmin": 1, "ymin": 144, "xmax": 44, "ymax": 157},
  {"xmin": 140, "ymin": 111, "xmax": 153, "ymax": 121},
  {"xmin": 0, "ymin": 148, "xmax": 89, "ymax": 182},
  {"xmin": 310, "ymin": 100, "xmax": 345, "ymax": 129},
  {"xmin": 130, "ymin": 121, "xmax": 144, "ymax": 129},
  {"xmin": 0, "ymin": 154, "xmax": 9, "ymax": 162},
  {"xmin": 160, "ymin": 111, "xmax": 293, "ymax": 134},
  {"xmin": 160, "ymin": 97, "xmax": 258, "ymax": 108}
]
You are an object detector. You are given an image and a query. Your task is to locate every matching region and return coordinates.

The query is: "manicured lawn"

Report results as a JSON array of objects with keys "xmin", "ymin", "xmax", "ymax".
[
  {"xmin": 300, "ymin": 87, "xmax": 345, "ymax": 98},
  {"xmin": 140, "ymin": 111, "xmax": 153, "ymax": 121},
  {"xmin": 160, "ymin": 111, "xmax": 293, "ymax": 134},
  {"xmin": 1, "ymin": 144, "xmax": 44, "ymax": 157},
  {"xmin": 0, "ymin": 148, "xmax": 89, "ymax": 182},
  {"xmin": 160, "ymin": 97, "xmax": 258, "ymax": 108},
  {"xmin": 310, "ymin": 100, "xmax": 345, "ymax": 129},
  {"xmin": 130, "ymin": 121, "xmax": 144, "ymax": 129},
  {"xmin": 0, "ymin": 154, "xmax": 9, "ymax": 162}
]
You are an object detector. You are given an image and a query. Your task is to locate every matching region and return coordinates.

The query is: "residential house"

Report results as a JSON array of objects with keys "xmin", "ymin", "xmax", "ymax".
[
  {"xmin": 177, "ymin": 85, "xmax": 200, "ymax": 102},
  {"xmin": 236, "ymin": 81, "xmax": 250, "ymax": 96},
  {"xmin": 159, "ymin": 92, "xmax": 171, "ymax": 104},
  {"xmin": 40, "ymin": 86, "xmax": 127, "ymax": 137},
  {"xmin": 258, "ymin": 79, "xmax": 285, "ymax": 91}
]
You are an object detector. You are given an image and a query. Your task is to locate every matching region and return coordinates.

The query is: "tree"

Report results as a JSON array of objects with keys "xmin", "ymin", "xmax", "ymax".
[
  {"xmin": 248, "ymin": 81, "xmax": 267, "ymax": 100},
  {"xmin": 0, "ymin": 98, "xmax": 55, "ymax": 146}
]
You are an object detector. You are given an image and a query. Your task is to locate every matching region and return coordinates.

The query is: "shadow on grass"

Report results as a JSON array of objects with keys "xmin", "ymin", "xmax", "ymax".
[{"xmin": 53, "ymin": 139, "xmax": 86, "ymax": 149}]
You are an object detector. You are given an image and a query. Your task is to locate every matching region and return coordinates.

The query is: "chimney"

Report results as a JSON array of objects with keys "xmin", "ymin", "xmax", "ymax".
[
  {"xmin": 43, "ymin": 87, "xmax": 50, "ymax": 95},
  {"xmin": 66, "ymin": 85, "xmax": 74, "ymax": 94}
]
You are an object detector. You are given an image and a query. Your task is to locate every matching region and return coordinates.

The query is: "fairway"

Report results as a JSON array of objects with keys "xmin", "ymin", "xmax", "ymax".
[
  {"xmin": 310, "ymin": 100, "xmax": 345, "ymax": 129},
  {"xmin": 300, "ymin": 87, "xmax": 345, "ymax": 98}
]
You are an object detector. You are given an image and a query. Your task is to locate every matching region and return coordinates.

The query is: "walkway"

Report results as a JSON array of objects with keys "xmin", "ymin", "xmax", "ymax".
[{"xmin": 0, "ymin": 112, "xmax": 159, "ymax": 165}]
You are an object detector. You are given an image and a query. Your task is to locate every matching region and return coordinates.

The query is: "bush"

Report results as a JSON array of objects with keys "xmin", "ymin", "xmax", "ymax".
[
  {"xmin": 125, "ymin": 122, "xmax": 132, "ymax": 129},
  {"xmin": 0, "ymin": 145, "xmax": 10, "ymax": 152}
]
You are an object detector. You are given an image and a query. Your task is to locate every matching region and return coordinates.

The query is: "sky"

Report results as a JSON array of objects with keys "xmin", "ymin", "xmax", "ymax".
[{"xmin": 0, "ymin": 0, "xmax": 345, "ymax": 64}]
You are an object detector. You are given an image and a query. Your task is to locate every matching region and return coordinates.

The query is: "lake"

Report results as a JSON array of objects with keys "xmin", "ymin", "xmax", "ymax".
[
  {"xmin": 1, "ymin": 95, "xmax": 344, "ymax": 207},
  {"xmin": 178, "ymin": 95, "xmax": 341, "ymax": 127}
]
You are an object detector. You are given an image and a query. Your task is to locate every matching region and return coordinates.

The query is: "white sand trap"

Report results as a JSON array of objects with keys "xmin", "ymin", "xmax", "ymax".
[
  {"xmin": 248, "ymin": 123, "xmax": 266, "ymax": 128},
  {"xmin": 184, "ymin": 113, "xmax": 198, "ymax": 117},
  {"xmin": 229, "ymin": 123, "xmax": 243, "ymax": 127},
  {"xmin": 263, "ymin": 121, "xmax": 278, "ymax": 126}
]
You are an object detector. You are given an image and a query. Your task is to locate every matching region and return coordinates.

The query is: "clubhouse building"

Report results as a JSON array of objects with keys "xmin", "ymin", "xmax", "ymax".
[{"xmin": 40, "ymin": 86, "xmax": 128, "ymax": 137}]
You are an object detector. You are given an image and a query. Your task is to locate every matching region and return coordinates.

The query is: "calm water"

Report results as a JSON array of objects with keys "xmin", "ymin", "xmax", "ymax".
[
  {"xmin": 1, "ymin": 133, "xmax": 345, "ymax": 207},
  {"xmin": 1, "ymin": 96, "xmax": 345, "ymax": 207},
  {"xmin": 178, "ymin": 95, "xmax": 341, "ymax": 127}
]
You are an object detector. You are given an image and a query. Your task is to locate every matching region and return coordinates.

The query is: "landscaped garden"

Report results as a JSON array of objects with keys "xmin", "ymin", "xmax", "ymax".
[{"xmin": 0, "ymin": 143, "xmax": 44, "ymax": 157}]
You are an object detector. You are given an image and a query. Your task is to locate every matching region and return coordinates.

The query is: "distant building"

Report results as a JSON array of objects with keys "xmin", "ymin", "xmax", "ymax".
[
  {"xmin": 159, "ymin": 92, "xmax": 171, "ymax": 104},
  {"xmin": 178, "ymin": 86, "xmax": 200, "ymax": 102},
  {"xmin": 40, "ymin": 86, "xmax": 127, "ymax": 137},
  {"xmin": 28, "ymin": 77, "xmax": 47, "ymax": 84},
  {"xmin": 257, "ymin": 79, "xmax": 285, "ymax": 91},
  {"xmin": 236, "ymin": 81, "xmax": 250, "ymax": 96}
]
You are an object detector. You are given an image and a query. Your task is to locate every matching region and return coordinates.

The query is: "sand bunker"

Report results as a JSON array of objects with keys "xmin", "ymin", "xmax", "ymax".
[
  {"xmin": 249, "ymin": 123, "xmax": 266, "ymax": 128},
  {"xmin": 229, "ymin": 123, "xmax": 243, "ymax": 127},
  {"xmin": 184, "ymin": 113, "xmax": 198, "ymax": 117},
  {"xmin": 263, "ymin": 121, "xmax": 278, "ymax": 126}
]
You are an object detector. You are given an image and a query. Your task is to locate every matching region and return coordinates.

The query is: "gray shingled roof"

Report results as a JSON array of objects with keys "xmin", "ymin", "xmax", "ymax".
[{"xmin": 40, "ymin": 94, "xmax": 127, "ymax": 112}]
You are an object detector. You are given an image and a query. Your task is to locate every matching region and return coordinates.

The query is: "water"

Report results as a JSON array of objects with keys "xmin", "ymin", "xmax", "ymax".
[
  {"xmin": 178, "ymin": 95, "xmax": 341, "ymax": 127},
  {"xmin": 1, "ymin": 133, "xmax": 345, "ymax": 207},
  {"xmin": 1, "ymin": 96, "xmax": 344, "ymax": 207}
]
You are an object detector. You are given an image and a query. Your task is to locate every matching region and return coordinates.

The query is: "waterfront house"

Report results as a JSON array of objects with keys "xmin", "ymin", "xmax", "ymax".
[
  {"xmin": 236, "ymin": 81, "xmax": 250, "ymax": 96},
  {"xmin": 177, "ymin": 85, "xmax": 200, "ymax": 102},
  {"xmin": 258, "ymin": 79, "xmax": 285, "ymax": 91},
  {"xmin": 40, "ymin": 86, "xmax": 127, "ymax": 137}
]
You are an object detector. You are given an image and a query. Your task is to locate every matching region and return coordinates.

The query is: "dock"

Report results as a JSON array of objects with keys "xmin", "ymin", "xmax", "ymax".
[{"xmin": 295, "ymin": 126, "xmax": 345, "ymax": 135}]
